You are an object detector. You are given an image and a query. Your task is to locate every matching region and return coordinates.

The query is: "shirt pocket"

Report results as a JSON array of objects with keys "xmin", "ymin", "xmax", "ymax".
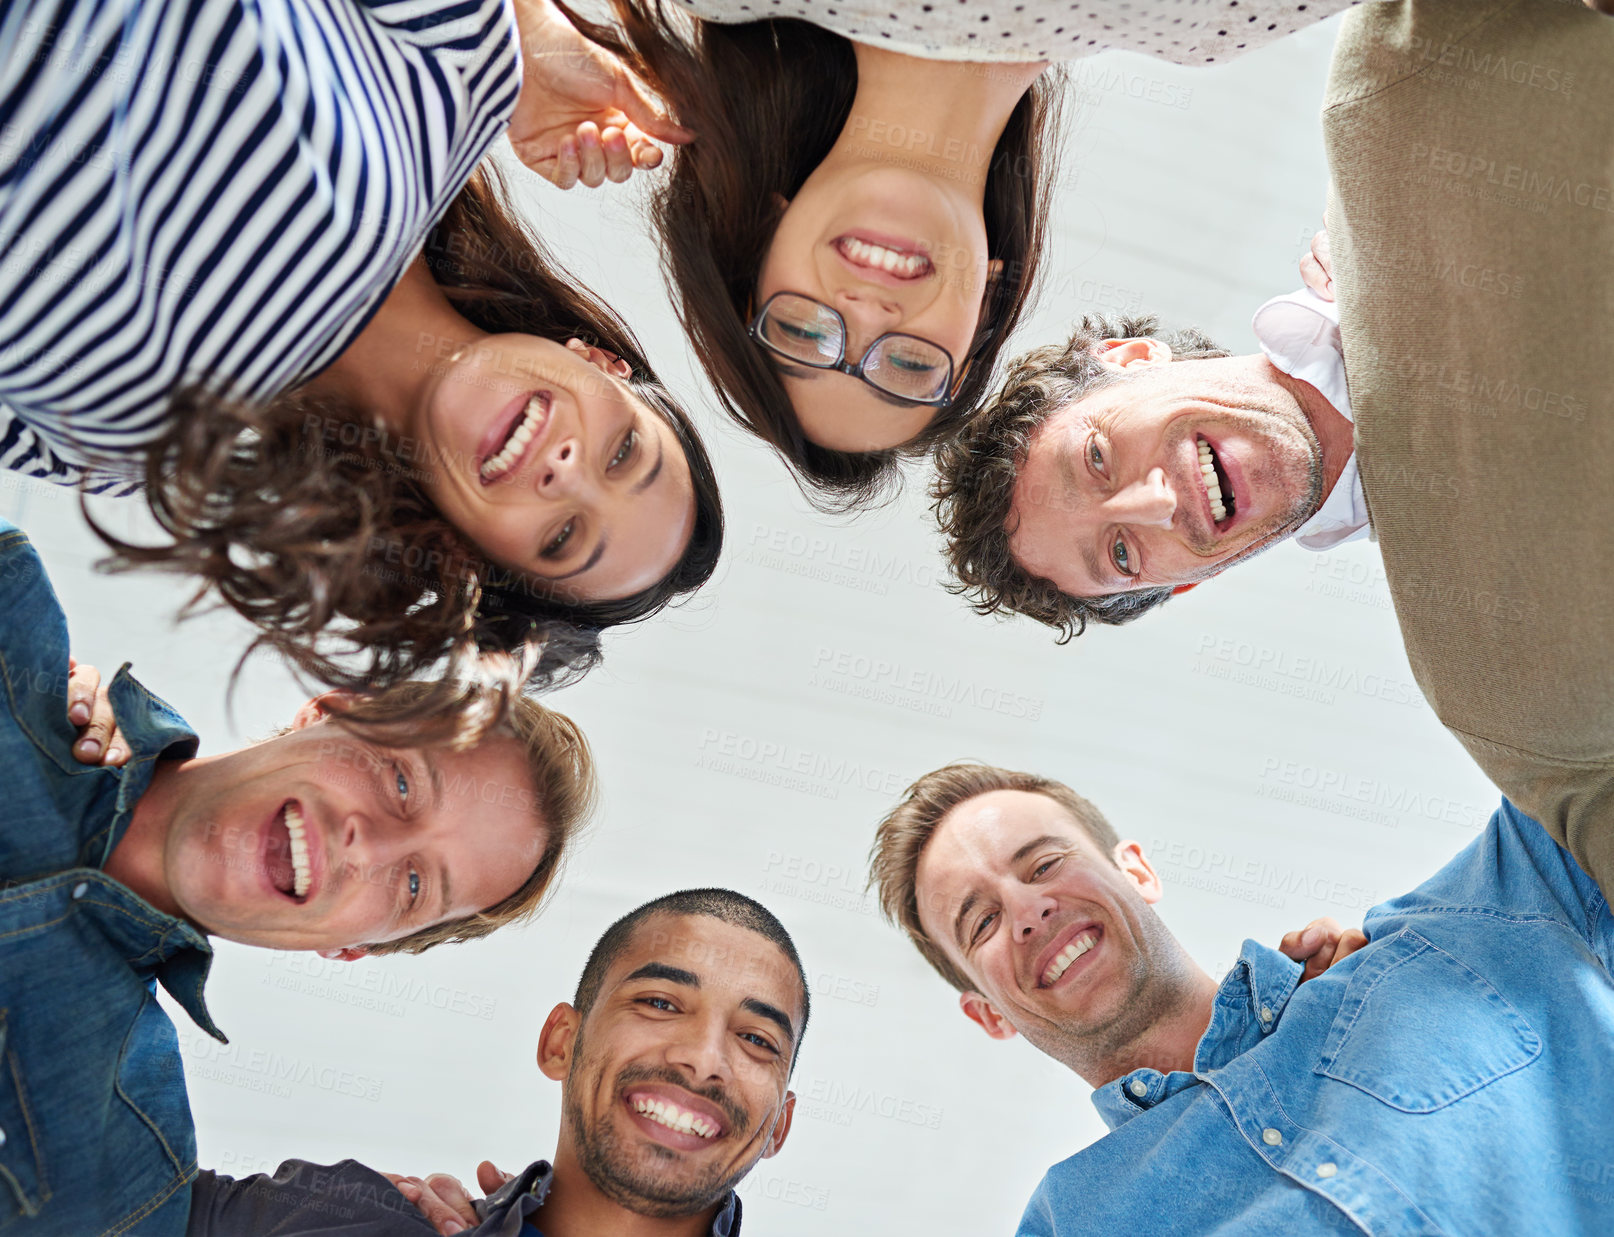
[
  {"xmin": 1313, "ymin": 927, "xmax": 1541, "ymax": 1112},
  {"xmin": 0, "ymin": 1009, "xmax": 50, "ymax": 1219}
]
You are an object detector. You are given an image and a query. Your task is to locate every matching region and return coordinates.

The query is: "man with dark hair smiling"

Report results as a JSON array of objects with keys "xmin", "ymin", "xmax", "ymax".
[
  {"xmin": 181, "ymin": 888, "xmax": 807, "ymax": 1237},
  {"xmin": 936, "ymin": 0, "xmax": 1614, "ymax": 900},
  {"xmin": 868, "ymin": 762, "xmax": 1614, "ymax": 1235},
  {"xmin": 0, "ymin": 517, "xmax": 595, "ymax": 1235}
]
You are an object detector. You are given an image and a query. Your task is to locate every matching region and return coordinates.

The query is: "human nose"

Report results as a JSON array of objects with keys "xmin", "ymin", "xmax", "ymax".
[
  {"xmin": 831, "ymin": 291, "xmax": 900, "ymax": 359},
  {"xmin": 665, "ymin": 1012, "xmax": 734, "ymax": 1084},
  {"xmin": 1100, "ymin": 467, "xmax": 1177, "ymax": 528},
  {"xmin": 1009, "ymin": 885, "xmax": 1058, "ymax": 943},
  {"xmin": 534, "ymin": 430, "xmax": 584, "ymax": 497}
]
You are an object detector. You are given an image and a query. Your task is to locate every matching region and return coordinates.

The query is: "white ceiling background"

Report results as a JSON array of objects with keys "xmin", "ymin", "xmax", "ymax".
[{"xmin": 4, "ymin": 13, "xmax": 1501, "ymax": 1233}]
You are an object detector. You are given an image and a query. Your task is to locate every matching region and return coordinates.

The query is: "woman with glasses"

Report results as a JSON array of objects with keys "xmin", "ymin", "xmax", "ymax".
[
  {"xmin": 0, "ymin": 0, "xmax": 722, "ymax": 716},
  {"xmin": 579, "ymin": 0, "xmax": 1360, "ymax": 512}
]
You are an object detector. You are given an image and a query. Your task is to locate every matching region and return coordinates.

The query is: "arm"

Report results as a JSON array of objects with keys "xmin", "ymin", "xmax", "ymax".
[{"xmin": 186, "ymin": 1160, "xmax": 439, "ymax": 1237}]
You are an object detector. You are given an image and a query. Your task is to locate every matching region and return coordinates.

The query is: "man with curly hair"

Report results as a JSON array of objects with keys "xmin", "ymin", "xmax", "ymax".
[{"xmin": 935, "ymin": 0, "xmax": 1614, "ymax": 899}]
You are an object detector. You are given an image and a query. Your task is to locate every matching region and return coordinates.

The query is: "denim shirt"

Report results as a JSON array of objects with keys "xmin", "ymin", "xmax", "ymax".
[
  {"xmin": 0, "ymin": 519, "xmax": 223, "ymax": 1235},
  {"xmin": 1019, "ymin": 801, "xmax": 1614, "ymax": 1237},
  {"xmin": 185, "ymin": 1157, "xmax": 742, "ymax": 1237}
]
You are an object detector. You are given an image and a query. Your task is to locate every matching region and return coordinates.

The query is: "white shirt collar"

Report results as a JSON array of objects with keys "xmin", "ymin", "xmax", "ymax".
[{"xmin": 1249, "ymin": 289, "xmax": 1369, "ymax": 551}]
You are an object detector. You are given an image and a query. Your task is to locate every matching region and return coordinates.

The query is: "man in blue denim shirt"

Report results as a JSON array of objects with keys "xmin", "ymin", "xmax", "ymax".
[
  {"xmin": 180, "ymin": 889, "xmax": 805, "ymax": 1237},
  {"xmin": 870, "ymin": 763, "xmax": 1614, "ymax": 1236},
  {"xmin": 0, "ymin": 517, "xmax": 597, "ymax": 1235}
]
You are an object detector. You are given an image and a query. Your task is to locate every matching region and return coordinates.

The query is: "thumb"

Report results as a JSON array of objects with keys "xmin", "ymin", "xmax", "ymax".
[
  {"xmin": 613, "ymin": 73, "xmax": 692, "ymax": 144},
  {"xmin": 477, "ymin": 1161, "xmax": 516, "ymax": 1195}
]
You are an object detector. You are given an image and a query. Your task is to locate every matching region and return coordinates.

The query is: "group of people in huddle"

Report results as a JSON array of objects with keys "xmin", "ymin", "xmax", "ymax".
[{"xmin": 3, "ymin": 0, "xmax": 1612, "ymax": 1230}]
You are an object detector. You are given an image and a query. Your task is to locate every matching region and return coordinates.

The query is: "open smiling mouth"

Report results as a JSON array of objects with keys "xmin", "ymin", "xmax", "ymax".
[
  {"xmin": 479, "ymin": 392, "xmax": 551, "ymax": 485},
  {"xmin": 267, "ymin": 802, "xmax": 312, "ymax": 901},
  {"xmin": 631, "ymin": 1095, "xmax": 721, "ymax": 1140},
  {"xmin": 834, "ymin": 236, "xmax": 933, "ymax": 280},
  {"xmin": 1197, "ymin": 435, "xmax": 1236, "ymax": 527},
  {"xmin": 1040, "ymin": 929, "xmax": 1099, "ymax": 987}
]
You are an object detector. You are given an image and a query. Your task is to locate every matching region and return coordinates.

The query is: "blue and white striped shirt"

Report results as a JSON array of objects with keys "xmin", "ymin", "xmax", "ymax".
[{"xmin": 0, "ymin": 0, "xmax": 521, "ymax": 493}]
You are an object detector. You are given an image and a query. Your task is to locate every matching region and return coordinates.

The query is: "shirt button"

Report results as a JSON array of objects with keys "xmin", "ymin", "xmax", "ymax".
[
  {"xmin": 0, "ymin": 1126, "xmax": 7, "ymax": 1148},
  {"xmin": 72, "ymin": 883, "xmax": 89, "ymax": 900},
  {"xmin": 1128, "ymin": 1079, "xmax": 1148, "ymax": 1097},
  {"xmin": 1262, "ymin": 1128, "xmax": 1283, "ymax": 1146},
  {"xmin": 1316, "ymin": 1162, "xmax": 1338, "ymax": 1178},
  {"xmin": 1259, "ymin": 1006, "xmax": 1274, "ymax": 1023}
]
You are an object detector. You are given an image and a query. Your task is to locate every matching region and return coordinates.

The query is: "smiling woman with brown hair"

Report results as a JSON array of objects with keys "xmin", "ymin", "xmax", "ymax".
[
  {"xmin": 568, "ymin": 0, "xmax": 1363, "ymax": 513},
  {"xmin": 0, "ymin": 0, "xmax": 722, "ymax": 717}
]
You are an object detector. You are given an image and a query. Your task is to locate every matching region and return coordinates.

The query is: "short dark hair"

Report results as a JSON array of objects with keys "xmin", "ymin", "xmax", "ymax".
[
  {"xmin": 932, "ymin": 313, "xmax": 1229, "ymax": 641},
  {"xmin": 573, "ymin": 889, "xmax": 810, "ymax": 1067}
]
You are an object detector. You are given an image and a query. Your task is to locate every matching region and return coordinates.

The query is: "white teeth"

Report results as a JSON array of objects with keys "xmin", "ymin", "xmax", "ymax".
[
  {"xmin": 632, "ymin": 1096, "xmax": 718, "ymax": 1139},
  {"xmin": 1042, "ymin": 932, "xmax": 1097, "ymax": 987},
  {"xmin": 1198, "ymin": 438, "xmax": 1229, "ymax": 523},
  {"xmin": 480, "ymin": 395, "xmax": 546, "ymax": 483},
  {"xmin": 839, "ymin": 238, "xmax": 929, "ymax": 278},
  {"xmin": 284, "ymin": 803, "xmax": 310, "ymax": 899}
]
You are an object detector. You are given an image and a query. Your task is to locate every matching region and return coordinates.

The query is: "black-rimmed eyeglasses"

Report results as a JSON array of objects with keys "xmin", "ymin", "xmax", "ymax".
[{"xmin": 748, "ymin": 292, "xmax": 958, "ymax": 407}]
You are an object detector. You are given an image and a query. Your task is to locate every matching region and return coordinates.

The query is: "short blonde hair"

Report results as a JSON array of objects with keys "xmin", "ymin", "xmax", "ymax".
[
  {"xmin": 316, "ymin": 682, "xmax": 598, "ymax": 956},
  {"xmin": 868, "ymin": 762, "xmax": 1119, "ymax": 992}
]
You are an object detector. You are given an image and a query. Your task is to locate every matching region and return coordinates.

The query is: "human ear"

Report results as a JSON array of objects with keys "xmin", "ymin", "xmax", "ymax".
[
  {"xmin": 564, "ymin": 337, "xmax": 632, "ymax": 379},
  {"xmin": 537, "ymin": 1003, "xmax": 581, "ymax": 1081},
  {"xmin": 1089, "ymin": 337, "xmax": 1173, "ymax": 371},
  {"xmin": 760, "ymin": 1091, "xmax": 796, "ymax": 1159},
  {"xmin": 1113, "ymin": 840, "xmax": 1164, "ymax": 905},
  {"xmin": 316, "ymin": 947, "xmax": 369, "ymax": 962},
  {"xmin": 291, "ymin": 690, "xmax": 354, "ymax": 731},
  {"xmin": 959, "ymin": 991, "xmax": 1019, "ymax": 1041}
]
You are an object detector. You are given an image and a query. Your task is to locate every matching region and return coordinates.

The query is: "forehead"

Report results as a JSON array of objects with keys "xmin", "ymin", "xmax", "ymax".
[
  {"xmin": 607, "ymin": 914, "xmax": 803, "ymax": 1021},
  {"xmin": 915, "ymin": 791, "xmax": 1098, "ymax": 931}
]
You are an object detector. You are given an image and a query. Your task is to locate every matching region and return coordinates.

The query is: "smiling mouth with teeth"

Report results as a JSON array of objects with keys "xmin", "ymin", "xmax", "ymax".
[
  {"xmin": 268, "ymin": 802, "xmax": 312, "ymax": 900},
  {"xmin": 836, "ymin": 236, "xmax": 932, "ymax": 279},
  {"xmin": 631, "ymin": 1095, "xmax": 720, "ymax": 1140},
  {"xmin": 1197, "ymin": 436, "xmax": 1236, "ymax": 525},
  {"xmin": 480, "ymin": 393, "xmax": 549, "ymax": 484},
  {"xmin": 1041, "ymin": 931, "xmax": 1097, "ymax": 987}
]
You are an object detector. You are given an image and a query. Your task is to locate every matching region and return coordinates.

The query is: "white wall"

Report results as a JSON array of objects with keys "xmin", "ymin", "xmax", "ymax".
[{"xmin": 3, "ymin": 14, "xmax": 1500, "ymax": 1232}]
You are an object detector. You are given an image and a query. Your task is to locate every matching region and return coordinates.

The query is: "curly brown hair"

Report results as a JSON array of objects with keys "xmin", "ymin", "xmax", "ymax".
[
  {"xmin": 932, "ymin": 313, "xmax": 1228, "ymax": 642},
  {"xmin": 88, "ymin": 162, "xmax": 724, "ymax": 733},
  {"xmin": 568, "ymin": 0, "xmax": 1065, "ymax": 513}
]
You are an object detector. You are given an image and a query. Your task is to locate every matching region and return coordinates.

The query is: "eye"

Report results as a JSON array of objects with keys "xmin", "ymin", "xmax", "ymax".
[
  {"xmin": 1032, "ymin": 858, "xmax": 1058, "ymax": 880},
  {"xmin": 1111, "ymin": 536, "xmax": 1137, "ymax": 577},
  {"xmin": 779, "ymin": 320, "xmax": 829, "ymax": 344},
  {"xmin": 886, "ymin": 351, "xmax": 938, "ymax": 374},
  {"xmin": 970, "ymin": 910, "xmax": 998, "ymax": 947},
  {"xmin": 741, "ymin": 1031, "xmax": 781, "ymax": 1055},
  {"xmin": 609, "ymin": 428, "xmax": 637, "ymax": 469},
  {"xmin": 638, "ymin": 996, "xmax": 677, "ymax": 1012},
  {"xmin": 1087, "ymin": 435, "xmax": 1106, "ymax": 473},
  {"xmin": 542, "ymin": 519, "xmax": 576, "ymax": 559},
  {"xmin": 406, "ymin": 867, "xmax": 421, "ymax": 906},
  {"xmin": 393, "ymin": 763, "xmax": 410, "ymax": 805}
]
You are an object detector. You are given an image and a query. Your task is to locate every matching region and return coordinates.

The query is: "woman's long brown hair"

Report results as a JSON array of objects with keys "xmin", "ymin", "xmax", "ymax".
[
  {"xmin": 90, "ymin": 162, "xmax": 723, "ymax": 736},
  {"xmin": 575, "ymin": 1, "xmax": 1063, "ymax": 512}
]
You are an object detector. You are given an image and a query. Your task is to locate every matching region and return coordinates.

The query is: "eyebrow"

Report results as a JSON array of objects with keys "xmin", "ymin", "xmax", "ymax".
[
  {"xmin": 551, "ymin": 536, "xmax": 607, "ymax": 581},
  {"xmin": 437, "ymin": 861, "xmax": 452, "ymax": 920},
  {"xmin": 742, "ymin": 997, "xmax": 797, "ymax": 1046},
  {"xmin": 1055, "ymin": 434, "xmax": 1111, "ymax": 589},
  {"xmin": 950, "ymin": 833, "xmax": 1067, "ymax": 950},
  {"xmin": 776, "ymin": 362, "xmax": 921, "ymax": 411},
  {"xmin": 631, "ymin": 432, "xmax": 665, "ymax": 495}
]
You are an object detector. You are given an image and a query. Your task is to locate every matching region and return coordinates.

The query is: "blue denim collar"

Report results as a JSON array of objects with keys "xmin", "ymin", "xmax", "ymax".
[
  {"xmin": 1094, "ymin": 941, "xmax": 1302, "ymax": 1130},
  {"xmin": 92, "ymin": 662, "xmax": 225, "ymax": 1043}
]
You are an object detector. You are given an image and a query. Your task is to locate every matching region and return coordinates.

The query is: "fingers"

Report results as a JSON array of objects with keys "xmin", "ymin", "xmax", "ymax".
[
  {"xmin": 1330, "ymin": 928, "xmax": 1369, "ymax": 970},
  {"xmin": 68, "ymin": 662, "xmax": 127, "ymax": 765},
  {"xmin": 612, "ymin": 74, "xmax": 693, "ymax": 145},
  {"xmin": 67, "ymin": 660, "xmax": 99, "ymax": 728},
  {"xmin": 600, "ymin": 125, "xmax": 635, "ymax": 184},
  {"xmin": 392, "ymin": 1173, "xmax": 478, "ymax": 1235},
  {"xmin": 1300, "ymin": 229, "xmax": 1334, "ymax": 301},
  {"xmin": 573, "ymin": 121, "xmax": 607, "ymax": 187},
  {"xmin": 476, "ymin": 1161, "xmax": 516, "ymax": 1196}
]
